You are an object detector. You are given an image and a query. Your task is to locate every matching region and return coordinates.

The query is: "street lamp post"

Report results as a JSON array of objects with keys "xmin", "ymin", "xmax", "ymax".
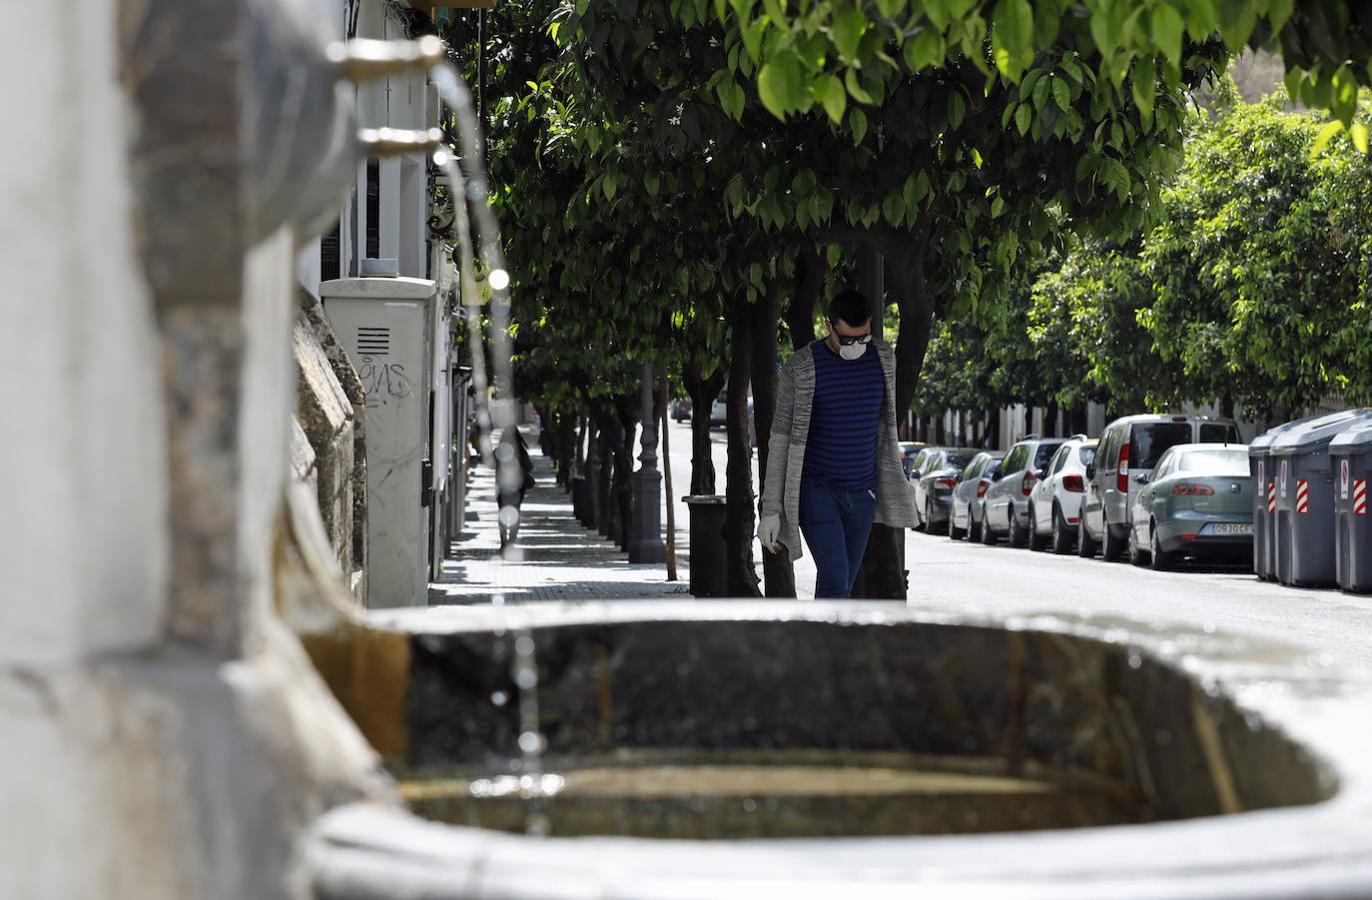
[{"xmin": 629, "ymin": 361, "xmax": 667, "ymax": 564}]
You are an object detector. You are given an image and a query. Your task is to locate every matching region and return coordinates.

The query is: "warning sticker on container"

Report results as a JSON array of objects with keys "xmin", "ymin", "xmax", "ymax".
[
  {"xmin": 1267, "ymin": 481, "xmax": 1277, "ymax": 514},
  {"xmin": 1296, "ymin": 479, "xmax": 1310, "ymax": 514},
  {"xmin": 1356, "ymin": 480, "xmax": 1367, "ymax": 517},
  {"xmin": 1280, "ymin": 460, "xmax": 1290, "ymax": 499},
  {"xmin": 1342, "ymin": 459, "xmax": 1350, "ymax": 500}
]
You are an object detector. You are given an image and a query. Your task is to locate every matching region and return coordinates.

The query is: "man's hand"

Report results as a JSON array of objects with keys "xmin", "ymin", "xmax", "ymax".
[{"xmin": 758, "ymin": 514, "xmax": 782, "ymax": 552}]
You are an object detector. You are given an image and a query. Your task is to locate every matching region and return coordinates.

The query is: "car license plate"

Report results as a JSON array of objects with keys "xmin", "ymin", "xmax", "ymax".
[{"xmin": 1206, "ymin": 523, "xmax": 1252, "ymax": 536}]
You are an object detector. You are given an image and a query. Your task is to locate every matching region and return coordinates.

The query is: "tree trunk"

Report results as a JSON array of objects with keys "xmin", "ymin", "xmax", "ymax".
[
  {"xmin": 576, "ymin": 415, "xmax": 588, "ymax": 475},
  {"xmin": 683, "ymin": 359, "xmax": 724, "ymax": 495},
  {"xmin": 1221, "ymin": 393, "xmax": 1235, "ymax": 419},
  {"xmin": 1045, "ymin": 400, "xmax": 1059, "ymax": 439},
  {"xmin": 614, "ymin": 408, "xmax": 636, "ymax": 552},
  {"xmin": 583, "ymin": 417, "xmax": 600, "ymax": 528},
  {"xmin": 596, "ymin": 421, "xmax": 613, "ymax": 538},
  {"xmin": 724, "ymin": 298, "xmax": 762, "ymax": 598},
  {"xmin": 787, "ymin": 244, "xmax": 823, "ymax": 350},
  {"xmin": 752, "ymin": 279, "xmax": 796, "ymax": 598},
  {"xmin": 660, "ymin": 376, "xmax": 678, "ymax": 582}
]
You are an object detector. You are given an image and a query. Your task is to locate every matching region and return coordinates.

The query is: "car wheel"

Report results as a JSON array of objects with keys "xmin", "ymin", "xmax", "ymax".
[
  {"xmin": 1007, "ymin": 506, "xmax": 1028, "ymax": 548},
  {"xmin": 913, "ymin": 493, "xmax": 927, "ymax": 532},
  {"xmin": 1077, "ymin": 516, "xmax": 1098, "ymax": 558},
  {"xmin": 948, "ymin": 504, "xmax": 965, "ymax": 541},
  {"xmin": 980, "ymin": 505, "xmax": 998, "ymax": 545},
  {"xmin": 1150, "ymin": 522, "xmax": 1174, "ymax": 571},
  {"xmin": 968, "ymin": 508, "xmax": 982, "ymax": 543},
  {"xmin": 1128, "ymin": 525, "xmax": 1147, "ymax": 567},
  {"xmin": 1051, "ymin": 505, "xmax": 1074, "ymax": 555},
  {"xmin": 1101, "ymin": 522, "xmax": 1125, "ymax": 562},
  {"xmin": 1027, "ymin": 504, "xmax": 1047, "ymax": 552}
]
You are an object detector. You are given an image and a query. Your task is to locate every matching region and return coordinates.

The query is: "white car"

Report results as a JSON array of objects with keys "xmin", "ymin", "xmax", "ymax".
[{"xmin": 1027, "ymin": 436, "xmax": 1098, "ymax": 554}]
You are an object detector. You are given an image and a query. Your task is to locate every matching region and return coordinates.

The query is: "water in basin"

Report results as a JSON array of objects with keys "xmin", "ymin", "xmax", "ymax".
[{"xmin": 400, "ymin": 748, "xmax": 1145, "ymax": 838}]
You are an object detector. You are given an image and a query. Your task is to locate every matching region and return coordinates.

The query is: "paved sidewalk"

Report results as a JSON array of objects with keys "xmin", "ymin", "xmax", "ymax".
[{"xmin": 429, "ymin": 441, "xmax": 691, "ymax": 605}]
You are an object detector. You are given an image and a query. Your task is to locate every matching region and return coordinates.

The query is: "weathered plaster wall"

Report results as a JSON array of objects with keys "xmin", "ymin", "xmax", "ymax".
[{"xmin": 0, "ymin": 0, "xmax": 169, "ymax": 666}]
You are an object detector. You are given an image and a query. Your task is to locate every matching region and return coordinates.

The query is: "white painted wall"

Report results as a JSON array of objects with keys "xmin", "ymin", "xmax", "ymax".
[{"xmin": 0, "ymin": 0, "xmax": 169, "ymax": 666}]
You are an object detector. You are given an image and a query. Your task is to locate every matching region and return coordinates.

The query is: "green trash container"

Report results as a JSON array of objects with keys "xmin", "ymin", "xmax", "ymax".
[
  {"xmin": 684, "ymin": 495, "xmax": 728, "ymax": 598},
  {"xmin": 1332, "ymin": 423, "xmax": 1372, "ymax": 593}
]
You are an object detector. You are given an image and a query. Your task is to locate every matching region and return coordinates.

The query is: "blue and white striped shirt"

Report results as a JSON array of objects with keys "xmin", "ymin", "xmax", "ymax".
[{"xmin": 802, "ymin": 340, "xmax": 885, "ymax": 490}]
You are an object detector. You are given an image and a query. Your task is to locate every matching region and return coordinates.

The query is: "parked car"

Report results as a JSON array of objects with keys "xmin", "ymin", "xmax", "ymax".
[
  {"xmin": 899, "ymin": 441, "xmax": 928, "ymax": 478},
  {"xmin": 1079, "ymin": 415, "xmax": 1242, "ymax": 561},
  {"xmin": 709, "ymin": 388, "xmax": 753, "ymax": 430},
  {"xmin": 1125, "ymin": 443, "xmax": 1253, "ymax": 569},
  {"xmin": 906, "ymin": 448, "xmax": 935, "ymax": 528},
  {"xmin": 670, "ymin": 398, "xmax": 692, "ymax": 422},
  {"xmin": 982, "ymin": 436, "xmax": 1070, "ymax": 546},
  {"xmin": 1027, "ymin": 437, "xmax": 1098, "ymax": 553},
  {"xmin": 911, "ymin": 448, "xmax": 980, "ymax": 533},
  {"xmin": 949, "ymin": 451, "xmax": 1004, "ymax": 541}
]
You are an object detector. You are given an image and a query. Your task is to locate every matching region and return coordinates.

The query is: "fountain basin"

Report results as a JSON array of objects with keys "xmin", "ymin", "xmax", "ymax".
[{"xmin": 304, "ymin": 601, "xmax": 1372, "ymax": 898}]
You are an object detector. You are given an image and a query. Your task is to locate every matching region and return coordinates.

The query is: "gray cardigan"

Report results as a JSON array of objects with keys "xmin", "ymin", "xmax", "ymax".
[{"xmin": 759, "ymin": 339, "xmax": 917, "ymax": 560}]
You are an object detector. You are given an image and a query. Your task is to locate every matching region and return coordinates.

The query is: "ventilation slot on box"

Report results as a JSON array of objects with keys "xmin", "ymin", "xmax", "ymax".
[{"xmin": 357, "ymin": 327, "xmax": 390, "ymax": 356}]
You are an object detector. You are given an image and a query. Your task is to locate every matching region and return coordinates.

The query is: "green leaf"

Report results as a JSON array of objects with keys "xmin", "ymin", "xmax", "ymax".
[
  {"xmin": 742, "ymin": 17, "xmax": 767, "ymax": 62},
  {"xmin": 1032, "ymin": 74, "xmax": 1051, "ymax": 110},
  {"xmin": 1150, "ymin": 5, "xmax": 1184, "ymax": 68},
  {"xmin": 1131, "ymin": 56, "xmax": 1156, "ymax": 118},
  {"xmin": 1015, "ymin": 102, "xmax": 1033, "ymax": 135},
  {"xmin": 874, "ymin": 0, "xmax": 906, "ymax": 18},
  {"xmin": 1351, "ymin": 122, "xmax": 1370, "ymax": 155},
  {"xmin": 757, "ymin": 53, "xmax": 804, "ymax": 119},
  {"xmin": 990, "ymin": 195, "xmax": 1006, "ymax": 218},
  {"xmin": 1311, "ymin": 120, "xmax": 1343, "ymax": 157},
  {"xmin": 602, "ymin": 176, "xmax": 617, "ymax": 201},
  {"xmin": 1266, "ymin": 0, "xmax": 1293, "ymax": 34},
  {"xmin": 850, "ymin": 106, "xmax": 868, "ymax": 144},
  {"xmin": 905, "ymin": 27, "xmax": 946, "ymax": 72},
  {"xmin": 948, "ymin": 90, "xmax": 966, "ymax": 127},
  {"xmin": 813, "ymin": 73, "xmax": 847, "ymax": 123},
  {"xmin": 644, "ymin": 173, "xmax": 660, "ymax": 198},
  {"xmin": 831, "ymin": 8, "xmax": 867, "ymax": 63},
  {"xmin": 991, "ymin": 0, "xmax": 1033, "ymax": 75},
  {"xmin": 1051, "ymin": 76, "xmax": 1071, "ymax": 111},
  {"xmin": 826, "ymin": 243, "xmax": 843, "ymax": 266},
  {"xmin": 845, "ymin": 68, "xmax": 875, "ymax": 104},
  {"xmin": 1218, "ymin": 0, "xmax": 1256, "ymax": 52},
  {"xmin": 911, "ymin": 171, "xmax": 931, "ymax": 205},
  {"xmin": 882, "ymin": 192, "xmax": 906, "ymax": 226}
]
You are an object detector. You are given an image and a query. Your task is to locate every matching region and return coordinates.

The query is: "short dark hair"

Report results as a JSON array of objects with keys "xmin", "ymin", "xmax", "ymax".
[{"xmin": 828, "ymin": 290, "xmax": 871, "ymax": 328}]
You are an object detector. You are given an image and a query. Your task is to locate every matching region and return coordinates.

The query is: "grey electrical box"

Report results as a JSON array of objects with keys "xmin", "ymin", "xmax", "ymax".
[{"xmin": 322, "ymin": 276, "xmax": 442, "ymax": 608}]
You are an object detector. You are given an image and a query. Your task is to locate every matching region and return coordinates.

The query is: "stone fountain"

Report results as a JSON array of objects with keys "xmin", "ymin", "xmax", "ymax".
[{"xmin": 7, "ymin": 2, "xmax": 1372, "ymax": 899}]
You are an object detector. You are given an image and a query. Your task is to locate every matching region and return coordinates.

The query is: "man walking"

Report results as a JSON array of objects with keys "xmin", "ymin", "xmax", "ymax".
[{"xmin": 757, "ymin": 290, "xmax": 916, "ymax": 598}]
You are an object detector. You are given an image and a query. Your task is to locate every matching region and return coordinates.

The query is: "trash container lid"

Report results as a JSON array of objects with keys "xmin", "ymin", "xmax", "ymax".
[
  {"xmin": 1272, "ymin": 409, "xmax": 1372, "ymax": 456},
  {"xmin": 1249, "ymin": 413, "xmax": 1322, "ymax": 454},
  {"xmin": 683, "ymin": 495, "xmax": 727, "ymax": 504},
  {"xmin": 1331, "ymin": 423, "xmax": 1372, "ymax": 454}
]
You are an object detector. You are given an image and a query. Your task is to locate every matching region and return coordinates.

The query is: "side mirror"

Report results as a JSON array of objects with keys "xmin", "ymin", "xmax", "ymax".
[
  {"xmin": 991, "ymin": 471, "xmax": 1003, "ymax": 482},
  {"xmin": 1085, "ymin": 464, "xmax": 1096, "ymax": 481},
  {"xmin": 1037, "ymin": 468, "xmax": 1049, "ymax": 480},
  {"xmin": 1132, "ymin": 472, "xmax": 1150, "ymax": 484}
]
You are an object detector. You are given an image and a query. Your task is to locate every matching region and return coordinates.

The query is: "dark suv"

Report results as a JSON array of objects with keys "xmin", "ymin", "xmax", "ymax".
[
  {"xmin": 982, "ymin": 436, "xmax": 1069, "ymax": 547},
  {"xmin": 1079, "ymin": 414, "xmax": 1241, "ymax": 561}
]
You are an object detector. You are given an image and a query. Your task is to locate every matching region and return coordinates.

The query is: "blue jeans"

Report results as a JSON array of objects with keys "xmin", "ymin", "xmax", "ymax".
[{"xmin": 799, "ymin": 479, "xmax": 877, "ymax": 599}]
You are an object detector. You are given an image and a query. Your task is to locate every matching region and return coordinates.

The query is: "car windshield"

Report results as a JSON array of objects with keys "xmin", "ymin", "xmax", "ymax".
[
  {"xmin": 947, "ymin": 451, "xmax": 977, "ymax": 469},
  {"xmin": 1178, "ymin": 448, "xmax": 1249, "ymax": 475},
  {"xmin": 1132, "ymin": 423, "xmax": 1192, "ymax": 468}
]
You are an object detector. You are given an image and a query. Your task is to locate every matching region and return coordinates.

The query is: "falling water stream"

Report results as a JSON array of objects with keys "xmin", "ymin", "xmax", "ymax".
[{"xmin": 427, "ymin": 62, "xmax": 554, "ymax": 832}]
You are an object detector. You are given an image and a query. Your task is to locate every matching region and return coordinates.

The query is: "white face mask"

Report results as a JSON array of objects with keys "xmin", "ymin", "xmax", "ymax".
[{"xmin": 838, "ymin": 342, "xmax": 868, "ymax": 361}]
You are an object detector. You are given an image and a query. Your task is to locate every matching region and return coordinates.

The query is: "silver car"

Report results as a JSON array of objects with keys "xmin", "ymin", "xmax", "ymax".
[
  {"xmin": 949, "ymin": 452, "xmax": 1004, "ymax": 541},
  {"xmin": 1027, "ymin": 437, "xmax": 1097, "ymax": 554},
  {"xmin": 1079, "ymin": 415, "xmax": 1241, "ymax": 561},
  {"xmin": 983, "ymin": 437, "xmax": 1069, "ymax": 547},
  {"xmin": 912, "ymin": 448, "xmax": 979, "ymax": 534}
]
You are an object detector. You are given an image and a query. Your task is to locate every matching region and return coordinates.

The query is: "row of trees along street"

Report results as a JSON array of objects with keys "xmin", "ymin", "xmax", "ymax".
[{"xmin": 438, "ymin": 2, "xmax": 1372, "ymax": 600}]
